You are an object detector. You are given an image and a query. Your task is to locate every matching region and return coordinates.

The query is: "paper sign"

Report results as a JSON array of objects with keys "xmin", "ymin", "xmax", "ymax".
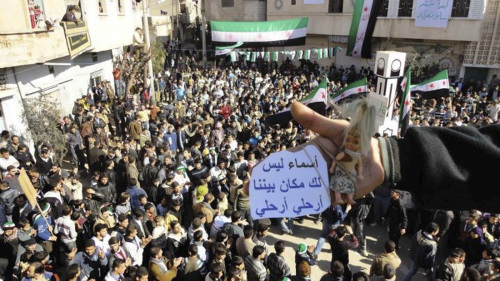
[
  {"xmin": 304, "ymin": 0, "xmax": 325, "ymax": 4},
  {"xmin": 250, "ymin": 145, "xmax": 331, "ymax": 219},
  {"xmin": 367, "ymin": 92, "xmax": 388, "ymax": 129},
  {"xmin": 18, "ymin": 168, "xmax": 38, "ymax": 208},
  {"xmin": 415, "ymin": 0, "xmax": 453, "ymax": 28}
]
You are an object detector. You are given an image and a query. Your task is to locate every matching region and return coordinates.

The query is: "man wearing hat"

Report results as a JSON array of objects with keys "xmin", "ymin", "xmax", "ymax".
[
  {"xmin": 0, "ymin": 222, "xmax": 20, "ymax": 279},
  {"xmin": 70, "ymin": 239, "xmax": 108, "ymax": 281},
  {"xmin": 32, "ymin": 203, "xmax": 57, "ymax": 255}
]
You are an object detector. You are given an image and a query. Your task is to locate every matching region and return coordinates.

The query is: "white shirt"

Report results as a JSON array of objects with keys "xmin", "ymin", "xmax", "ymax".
[
  {"xmin": 0, "ymin": 155, "xmax": 19, "ymax": 175},
  {"xmin": 93, "ymin": 235, "xmax": 111, "ymax": 256},
  {"xmin": 123, "ymin": 236, "xmax": 144, "ymax": 266}
]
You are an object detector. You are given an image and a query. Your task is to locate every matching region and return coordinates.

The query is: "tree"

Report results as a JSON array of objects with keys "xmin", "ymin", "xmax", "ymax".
[
  {"xmin": 406, "ymin": 53, "xmax": 440, "ymax": 84},
  {"xmin": 21, "ymin": 94, "xmax": 67, "ymax": 166},
  {"xmin": 151, "ymin": 41, "xmax": 166, "ymax": 75}
]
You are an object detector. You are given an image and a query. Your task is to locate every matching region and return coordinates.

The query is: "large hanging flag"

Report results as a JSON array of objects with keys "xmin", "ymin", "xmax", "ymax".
[
  {"xmin": 410, "ymin": 70, "xmax": 450, "ymax": 99},
  {"xmin": 211, "ymin": 18, "xmax": 308, "ymax": 48},
  {"xmin": 399, "ymin": 67, "xmax": 412, "ymax": 136},
  {"xmin": 265, "ymin": 79, "xmax": 328, "ymax": 125},
  {"xmin": 330, "ymin": 78, "xmax": 368, "ymax": 103},
  {"xmin": 215, "ymin": 42, "xmax": 243, "ymax": 56},
  {"xmin": 346, "ymin": 0, "xmax": 382, "ymax": 58}
]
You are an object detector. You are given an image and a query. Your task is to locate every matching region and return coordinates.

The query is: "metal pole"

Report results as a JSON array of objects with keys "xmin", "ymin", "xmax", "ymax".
[
  {"xmin": 143, "ymin": 0, "xmax": 155, "ymax": 102},
  {"xmin": 201, "ymin": 12, "xmax": 207, "ymax": 68}
]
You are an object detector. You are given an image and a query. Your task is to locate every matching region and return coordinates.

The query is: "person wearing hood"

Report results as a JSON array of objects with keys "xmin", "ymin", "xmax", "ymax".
[{"xmin": 166, "ymin": 220, "xmax": 188, "ymax": 258}]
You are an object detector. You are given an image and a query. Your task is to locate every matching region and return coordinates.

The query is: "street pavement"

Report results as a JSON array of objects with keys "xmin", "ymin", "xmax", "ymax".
[{"xmin": 265, "ymin": 216, "xmax": 429, "ymax": 281}]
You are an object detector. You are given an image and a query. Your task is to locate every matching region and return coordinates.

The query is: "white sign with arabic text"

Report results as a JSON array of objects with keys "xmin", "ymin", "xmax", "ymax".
[{"xmin": 250, "ymin": 145, "xmax": 331, "ymax": 219}]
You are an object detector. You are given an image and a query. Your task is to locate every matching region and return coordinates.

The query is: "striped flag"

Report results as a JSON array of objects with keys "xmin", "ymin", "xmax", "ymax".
[
  {"xmin": 251, "ymin": 52, "xmax": 257, "ymax": 62},
  {"xmin": 399, "ymin": 67, "xmax": 412, "ymax": 136},
  {"xmin": 211, "ymin": 18, "xmax": 308, "ymax": 48},
  {"xmin": 215, "ymin": 42, "xmax": 243, "ymax": 56},
  {"xmin": 304, "ymin": 50, "xmax": 311, "ymax": 60},
  {"xmin": 297, "ymin": 50, "xmax": 303, "ymax": 59},
  {"xmin": 264, "ymin": 52, "xmax": 270, "ymax": 62},
  {"xmin": 265, "ymin": 79, "xmax": 328, "ymax": 125},
  {"xmin": 347, "ymin": 0, "xmax": 382, "ymax": 58},
  {"xmin": 330, "ymin": 78, "xmax": 368, "ymax": 103},
  {"xmin": 272, "ymin": 51, "xmax": 279, "ymax": 61},
  {"xmin": 410, "ymin": 70, "xmax": 450, "ymax": 99}
]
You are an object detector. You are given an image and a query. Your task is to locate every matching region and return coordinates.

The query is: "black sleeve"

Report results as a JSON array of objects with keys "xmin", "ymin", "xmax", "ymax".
[{"xmin": 380, "ymin": 125, "xmax": 500, "ymax": 212}]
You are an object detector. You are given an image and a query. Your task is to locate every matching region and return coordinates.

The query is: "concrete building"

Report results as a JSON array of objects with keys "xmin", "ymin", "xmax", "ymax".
[
  {"xmin": 265, "ymin": 0, "xmax": 500, "ymax": 82},
  {"xmin": 0, "ymin": 0, "xmax": 141, "ymax": 136},
  {"xmin": 205, "ymin": 0, "xmax": 267, "ymax": 22}
]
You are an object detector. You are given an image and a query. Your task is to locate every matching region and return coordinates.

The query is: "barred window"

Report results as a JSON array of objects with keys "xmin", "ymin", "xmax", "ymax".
[
  {"xmin": 328, "ymin": 0, "xmax": 343, "ymax": 13},
  {"xmin": 221, "ymin": 0, "xmax": 234, "ymax": 7},
  {"xmin": 451, "ymin": 0, "xmax": 470, "ymax": 17},
  {"xmin": 378, "ymin": 0, "xmax": 389, "ymax": 17},
  {"xmin": 398, "ymin": 0, "xmax": 413, "ymax": 17}
]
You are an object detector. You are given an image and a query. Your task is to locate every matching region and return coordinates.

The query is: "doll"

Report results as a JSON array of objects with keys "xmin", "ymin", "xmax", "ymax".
[{"xmin": 329, "ymin": 99, "xmax": 376, "ymax": 205}]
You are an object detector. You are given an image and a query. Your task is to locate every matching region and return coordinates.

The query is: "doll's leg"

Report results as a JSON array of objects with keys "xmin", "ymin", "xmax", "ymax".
[
  {"xmin": 345, "ymin": 193, "xmax": 356, "ymax": 205},
  {"xmin": 332, "ymin": 191, "xmax": 345, "ymax": 205}
]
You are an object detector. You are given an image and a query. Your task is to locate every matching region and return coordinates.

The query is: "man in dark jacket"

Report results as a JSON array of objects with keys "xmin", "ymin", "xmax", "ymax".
[
  {"xmin": 349, "ymin": 193, "xmax": 374, "ymax": 256},
  {"xmin": 384, "ymin": 190, "xmax": 407, "ymax": 250},
  {"xmin": 327, "ymin": 225, "xmax": 359, "ymax": 281},
  {"xmin": 314, "ymin": 205, "xmax": 349, "ymax": 258},
  {"xmin": 404, "ymin": 222, "xmax": 439, "ymax": 281},
  {"xmin": 435, "ymin": 248, "xmax": 464, "ymax": 281}
]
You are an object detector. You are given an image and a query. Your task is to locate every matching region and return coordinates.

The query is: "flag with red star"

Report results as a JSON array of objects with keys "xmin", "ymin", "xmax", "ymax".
[
  {"xmin": 211, "ymin": 18, "xmax": 309, "ymax": 48},
  {"xmin": 399, "ymin": 67, "xmax": 412, "ymax": 136},
  {"xmin": 330, "ymin": 78, "xmax": 369, "ymax": 103},
  {"xmin": 410, "ymin": 70, "xmax": 450, "ymax": 99},
  {"xmin": 347, "ymin": 0, "xmax": 383, "ymax": 58}
]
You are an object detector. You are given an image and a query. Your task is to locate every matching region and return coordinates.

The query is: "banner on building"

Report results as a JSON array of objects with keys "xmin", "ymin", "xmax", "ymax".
[
  {"xmin": 415, "ymin": 0, "xmax": 453, "ymax": 28},
  {"xmin": 61, "ymin": 21, "xmax": 91, "ymax": 59},
  {"xmin": 304, "ymin": 0, "xmax": 325, "ymax": 4},
  {"xmin": 211, "ymin": 18, "xmax": 308, "ymax": 48}
]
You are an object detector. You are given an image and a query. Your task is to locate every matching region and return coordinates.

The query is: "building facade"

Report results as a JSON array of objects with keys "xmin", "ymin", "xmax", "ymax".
[
  {"xmin": 265, "ymin": 0, "xmax": 500, "ymax": 83},
  {"xmin": 0, "ymin": 0, "xmax": 141, "ymax": 137}
]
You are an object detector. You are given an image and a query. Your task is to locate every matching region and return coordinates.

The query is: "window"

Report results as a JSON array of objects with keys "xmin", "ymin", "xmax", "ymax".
[
  {"xmin": 328, "ymin": 0, "xmax": 343, "ymax": 13},
  {"xmin": 118, "ymin": 0, "xmax": 124, "ymax": 14},
  {"xmin": 378, "ymin": 0, "xmax": 389, "ymax": 17},
  {"xmin": 92, "ymin": 52, "xmax": 98, "ymax": 62},
  {"xmin": 292, "ymin": 0, "xmax": 296, "ymax": 5},
  {"xmin": 27, "ymin": 0, "xmax": 46, "ymax": 30},
  {"xmin": 221, "ymin": 0, "xmax": 234, "ymax": 7},
  {"xmin": 48, "ymin": 66, "xmax": 54, "ymax": 74},
  {"xmin": 451, "ymin": 0, "xmax": 470, "ymax": 17},
  {"xmin": 398, "ymin": 0, "xmax": 413, "ymax": 17},
  {"xmin": 98, "ymin": 0, "xmax": 107, "ymax": 14},
  {"xmin": 0, "ymin": 69, "xmax": 6, "ymax": 91}
]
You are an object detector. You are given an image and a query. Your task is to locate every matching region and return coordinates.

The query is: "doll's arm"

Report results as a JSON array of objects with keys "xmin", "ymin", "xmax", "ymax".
[
  {"xmin": 357, "ymin": 157, "xmax": 364, "ymax": 180},
  {"xmin": 329, "ymin": 151, "xmax": 345, "ymax": 173}
]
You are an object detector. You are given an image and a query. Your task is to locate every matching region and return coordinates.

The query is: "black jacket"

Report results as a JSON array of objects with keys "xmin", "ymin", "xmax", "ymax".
[
  {"xmin": 409, "ymin": 230, "xmax": 437, "ymax": 270},
  {"xmin": 382, "ymin": 125, "xmax": 500, "ymax": 212}
]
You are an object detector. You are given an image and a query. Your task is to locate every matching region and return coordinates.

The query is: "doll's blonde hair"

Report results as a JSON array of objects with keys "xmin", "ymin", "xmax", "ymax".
[{"xmin": 342, "ymin": 99, "xmax": 376, "ymax": 156}]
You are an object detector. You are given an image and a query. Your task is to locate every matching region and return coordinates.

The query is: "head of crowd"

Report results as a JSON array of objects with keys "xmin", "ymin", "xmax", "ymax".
[{"xmin": 0, "ymin": 43, "xmax": 499, "ymax": 281}]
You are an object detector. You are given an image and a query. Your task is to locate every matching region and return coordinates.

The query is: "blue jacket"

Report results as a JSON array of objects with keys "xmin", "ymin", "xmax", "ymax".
[
  {"xmin": 163, "ymin": 131, "xmax": 178, "ymax": 151},
  {"xmin": 34, "ymin": 215, "xmax": 53, "ymax": 241},
  {"xmin": 70, "ymin": 250, "xmax": 108, "ymax": 281},
  {"xmin": 126, "ymin": 186, "xmax": 147, "ymax": 210}
]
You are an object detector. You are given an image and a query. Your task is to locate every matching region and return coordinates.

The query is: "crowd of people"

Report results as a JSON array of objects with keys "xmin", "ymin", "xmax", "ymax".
[{"xmin": 0, "ymin": 42, "xmax": 499, "ymax": 281}]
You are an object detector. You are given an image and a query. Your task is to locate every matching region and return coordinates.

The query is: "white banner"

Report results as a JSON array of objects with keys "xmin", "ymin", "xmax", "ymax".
[
  {"xmin": 250, "ymin": 145, "xmax": 330, "ymax": 219},
  {"xmin": 415, "ymin": 0, "xmax": 453, "ymax": 28},
  {"xmin": 304, "ymin": 0, "xmax": 325, "ymax": 3}
]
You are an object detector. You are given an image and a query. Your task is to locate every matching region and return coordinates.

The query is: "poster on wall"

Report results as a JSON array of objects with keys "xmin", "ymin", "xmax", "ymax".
[
  {"xmin": 304, "ymin": 0, "xmax": 325, "ymax": 4},
  {"xmin": 415, "ymin": 0, "xmax": 453, "ymax": 28}
]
